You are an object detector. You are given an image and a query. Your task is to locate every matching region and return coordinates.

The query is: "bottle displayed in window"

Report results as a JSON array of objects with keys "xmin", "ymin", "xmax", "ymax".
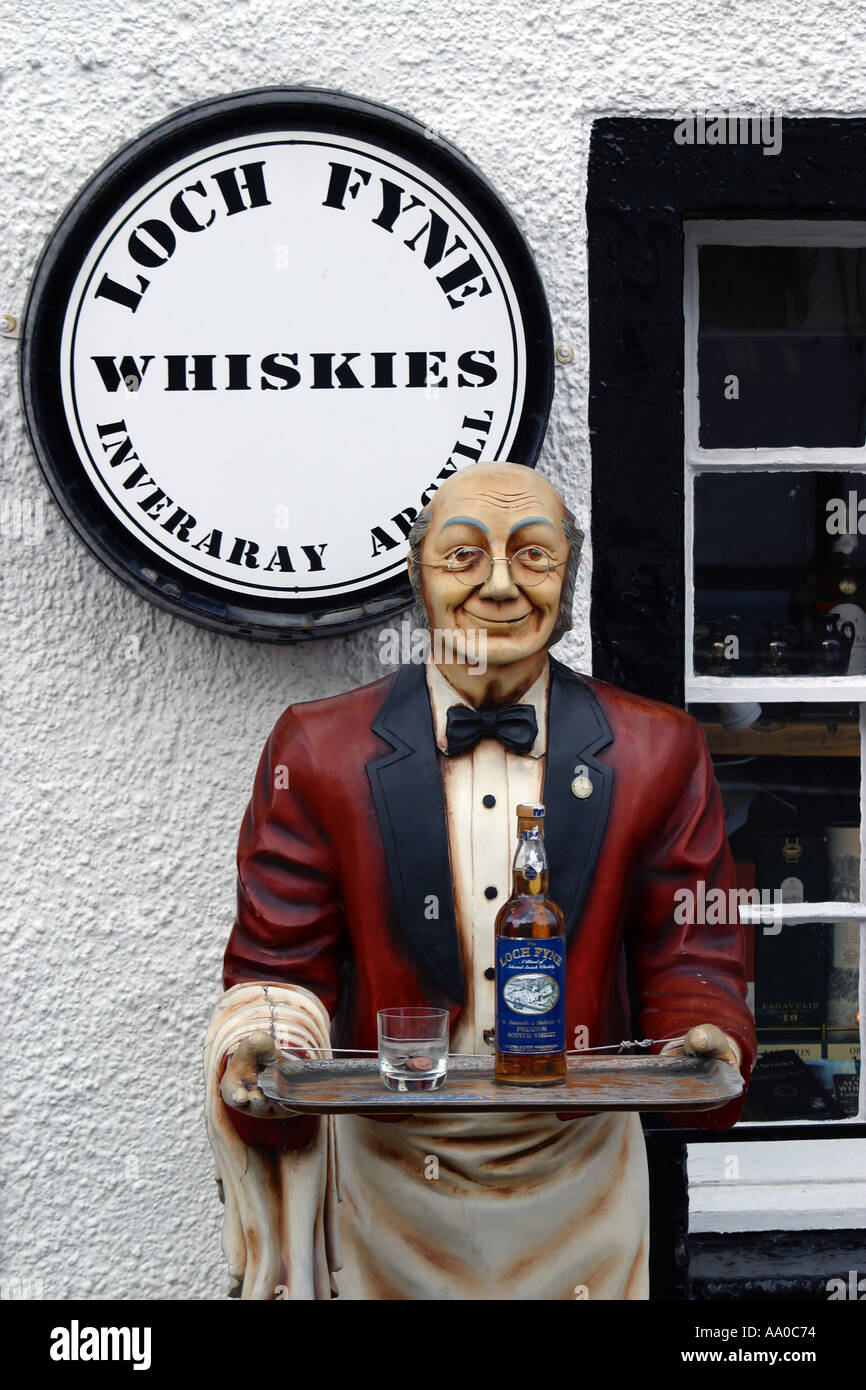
[{"xmin": 752, "ymin": 833, "xmax": 828, "ymax": 1035}]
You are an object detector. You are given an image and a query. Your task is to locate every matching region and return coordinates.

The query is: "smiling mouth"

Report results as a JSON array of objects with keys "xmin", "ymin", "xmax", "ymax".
[{"xmin": 462, "ymin": 608, "xmax": 533, "ymax": 625}]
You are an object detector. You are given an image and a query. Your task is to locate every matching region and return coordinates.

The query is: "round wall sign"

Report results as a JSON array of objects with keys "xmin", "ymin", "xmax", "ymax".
[{"xmin": 21, "ymin": 88, "xmax": 554, "ymax": 639}]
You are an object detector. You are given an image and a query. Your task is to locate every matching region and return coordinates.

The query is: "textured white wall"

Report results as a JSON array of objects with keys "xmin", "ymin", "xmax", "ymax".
[{"xmin": 2, "ymin": 0, "xmax": 865, "ymax": 1300}]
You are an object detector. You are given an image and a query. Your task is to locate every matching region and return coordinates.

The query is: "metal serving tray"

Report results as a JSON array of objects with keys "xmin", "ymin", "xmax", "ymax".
[{"xmin": 259, "ymin": 1053, "xmax": 743, "ymax": 1114}]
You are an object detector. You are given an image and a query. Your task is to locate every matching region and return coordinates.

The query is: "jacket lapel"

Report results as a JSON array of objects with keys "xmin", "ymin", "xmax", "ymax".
[
  {"xmin": 367, "ymin": 662, "xmax": 464, "ymax": 1004},
  {"xmin": 366, "ymin": 657, "xmax": 616, "ymax": 999},
  {"xmin": 544, "ymin": 658, "xmax": 615, "ymax": 940}
]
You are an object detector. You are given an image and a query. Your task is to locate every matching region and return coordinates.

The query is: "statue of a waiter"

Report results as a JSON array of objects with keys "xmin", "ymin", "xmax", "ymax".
[{"xmin": 204, "ymin": 461, "xmax": 756, "ymax": 1300}]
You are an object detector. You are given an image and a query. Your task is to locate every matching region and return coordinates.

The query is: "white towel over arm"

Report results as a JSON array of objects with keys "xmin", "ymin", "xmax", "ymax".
[{"xmin": 203, "ymin": 982, "xmax": 341, "ymax": 1300}]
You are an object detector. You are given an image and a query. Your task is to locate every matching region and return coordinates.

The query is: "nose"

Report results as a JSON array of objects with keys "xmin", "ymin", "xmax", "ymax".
[{"xmin": 479, "ymin": 555, "xmax": 521, "ymax": 601}]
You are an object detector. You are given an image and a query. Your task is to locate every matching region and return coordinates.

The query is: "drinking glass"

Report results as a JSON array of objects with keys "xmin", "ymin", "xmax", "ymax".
[{"xmin": 377, "ymin": 1007, "xmax": 449, "ymax": 1092}]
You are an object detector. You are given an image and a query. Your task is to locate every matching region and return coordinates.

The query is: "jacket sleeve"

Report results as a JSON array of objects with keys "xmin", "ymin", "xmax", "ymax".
[
  {"xmin": 627, "ymin": 714, "xmax": 756, "ymax": 1130},
  {"xmin": 222, "ymin": 705, "xmax": 348, "ymax": 1149}
]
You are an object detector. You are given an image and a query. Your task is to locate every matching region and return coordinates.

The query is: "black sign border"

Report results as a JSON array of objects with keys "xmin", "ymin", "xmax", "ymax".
[{"xmin": 20, "ymin": 86, "xmax": 554, "ymax": 641}]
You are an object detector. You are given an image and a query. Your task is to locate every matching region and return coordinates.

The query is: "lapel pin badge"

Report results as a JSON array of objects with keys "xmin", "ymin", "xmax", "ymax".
[{"xmin": 571, "ymin": 763, "xmax": 593, "ymax": 799}]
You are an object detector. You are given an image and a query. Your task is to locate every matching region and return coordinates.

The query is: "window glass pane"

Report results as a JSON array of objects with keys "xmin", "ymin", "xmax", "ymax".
[
  {"xmin": 693, "ymin": 471, "xmax": 866, "ymax": 678},
  {"xmin": 691, "ymin": 702, "xmax": 861, "ymax": 1121},
  {"xmin": 698, "ymin": 244, "xmax": 866, "ymax": 448},
  {"xmin": 741, "ymin": 1046, "xmax": 860, "ymax": 1122}
]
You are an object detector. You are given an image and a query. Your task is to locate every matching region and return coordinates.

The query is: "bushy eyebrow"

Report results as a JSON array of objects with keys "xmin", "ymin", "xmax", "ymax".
[
  {"xmin": 440, "ymin": 515, "xmax": 489, "ymax": 534},
  {"xmin": 508, "ymin": 516, "xmax": 557, "ymax": 534}
]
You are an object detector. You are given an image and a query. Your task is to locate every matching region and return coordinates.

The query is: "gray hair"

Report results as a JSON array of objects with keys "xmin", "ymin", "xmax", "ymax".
[{"xmin": 407, "ymin": 501, "xmax": 584, "ymax": 646}]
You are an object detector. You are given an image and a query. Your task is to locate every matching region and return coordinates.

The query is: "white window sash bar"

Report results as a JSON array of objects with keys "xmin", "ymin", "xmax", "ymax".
[
  {"xmin": 687, "ymin": 676, "xmax": 866, "ymax": 702},
  {"xmin": 690, "ymin": 450, "xmax": 866, "ymax": 470},
  {"xmin": 738, "ymin": 903, "xmax": 866, "ymax": 925}
]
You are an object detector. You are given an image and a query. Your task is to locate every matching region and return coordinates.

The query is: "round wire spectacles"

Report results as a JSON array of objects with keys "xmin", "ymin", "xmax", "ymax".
[{"xmin": 417, "ymin": 545, "xmax": 568, "ymax": 588}]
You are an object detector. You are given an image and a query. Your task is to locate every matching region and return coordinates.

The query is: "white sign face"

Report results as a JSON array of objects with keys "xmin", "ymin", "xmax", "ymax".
[{"xmin": 59, "ymin": 134, "xmax": 528, "ymax": 600}]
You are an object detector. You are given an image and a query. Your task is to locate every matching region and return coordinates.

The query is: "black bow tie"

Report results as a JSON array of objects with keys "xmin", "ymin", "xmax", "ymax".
[{"xmin": 445, "ymin": 702, "xmax": 538, "ymax": 756}]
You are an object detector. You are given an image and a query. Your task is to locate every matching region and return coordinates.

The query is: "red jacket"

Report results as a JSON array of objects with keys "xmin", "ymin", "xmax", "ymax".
[{"xmin": 223, "ymin": 657, "xmax": 756, "ymax": 1146}]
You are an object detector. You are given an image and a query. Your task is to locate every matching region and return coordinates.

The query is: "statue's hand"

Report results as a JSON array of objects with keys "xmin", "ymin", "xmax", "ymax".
[
  {"xmin": 666, "ymin": 1024, "xmax": 740, "ymax": 1069},
  {"xmin": 220, "ymin": 1030, "xmax": 289, "ymax": 1118}
]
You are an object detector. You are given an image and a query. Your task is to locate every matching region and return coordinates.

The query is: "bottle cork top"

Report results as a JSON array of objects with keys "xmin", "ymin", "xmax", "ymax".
[{"xmin": 516, "ymin": 803, "xmax": 545, "ymax": 819}]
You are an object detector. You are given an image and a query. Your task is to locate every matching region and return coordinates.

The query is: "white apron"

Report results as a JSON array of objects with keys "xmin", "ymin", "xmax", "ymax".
[{"xmin": 333, "ymin": 1109, "xmax": 649, "ymax": 1301}]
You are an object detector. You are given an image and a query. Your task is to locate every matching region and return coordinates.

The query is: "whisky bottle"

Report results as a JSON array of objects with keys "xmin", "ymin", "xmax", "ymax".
[{"xmin": 494, "ymin": 803, "xmax": 567, "ymax": 1085}]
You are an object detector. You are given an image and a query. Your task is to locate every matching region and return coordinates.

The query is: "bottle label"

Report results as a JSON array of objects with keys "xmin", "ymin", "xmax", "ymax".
[{"xmin": 495, "ymin": 938, "xmax": 566, "ymax": 1054}]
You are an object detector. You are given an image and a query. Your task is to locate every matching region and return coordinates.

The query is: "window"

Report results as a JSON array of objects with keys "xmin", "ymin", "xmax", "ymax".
[
  {"xmin": 586, "ymin": 121, "xmax": 866, "ymax": 1225},
  {"xmin": 685, "ymin": 222, "xmax": 863, "ymax": 1127}
]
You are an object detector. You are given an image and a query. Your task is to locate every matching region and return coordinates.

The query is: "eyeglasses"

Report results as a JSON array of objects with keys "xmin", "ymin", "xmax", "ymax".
[{"xmin": 417, "ymin": 545, "xmax": 568, "ymax": 588}]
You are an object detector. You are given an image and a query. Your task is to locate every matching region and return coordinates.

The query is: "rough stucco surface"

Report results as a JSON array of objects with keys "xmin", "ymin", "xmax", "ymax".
[{"xmin": 2, "ymin": 0, "xmax": 865, "ymax": 1300}]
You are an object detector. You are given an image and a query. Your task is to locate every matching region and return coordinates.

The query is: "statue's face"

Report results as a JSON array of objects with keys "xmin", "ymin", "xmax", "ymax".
[{"xmin": 418, "ymin": 468, "xmax": 570, "ymax": 668}]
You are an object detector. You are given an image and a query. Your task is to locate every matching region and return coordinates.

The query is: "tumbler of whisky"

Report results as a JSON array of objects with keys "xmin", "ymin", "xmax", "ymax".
[{"xmin": 494, "ymin": 803, "xmax": 567, "ymax": 1085}]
